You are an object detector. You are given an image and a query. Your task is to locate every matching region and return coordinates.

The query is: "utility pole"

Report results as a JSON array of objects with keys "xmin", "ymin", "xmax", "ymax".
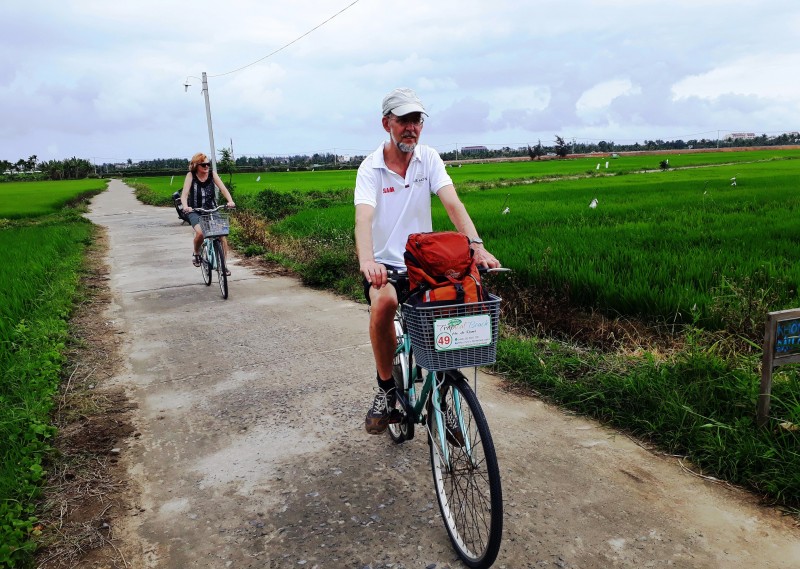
[{"xmin": 201, "ymin": 72, "xmax": 218, "ymax": 174}]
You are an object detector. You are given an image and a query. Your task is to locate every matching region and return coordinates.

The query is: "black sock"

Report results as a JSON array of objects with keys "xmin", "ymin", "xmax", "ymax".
[{"xmin": 377, "ymin": 373, "xmax": 394, "ymax": 392}]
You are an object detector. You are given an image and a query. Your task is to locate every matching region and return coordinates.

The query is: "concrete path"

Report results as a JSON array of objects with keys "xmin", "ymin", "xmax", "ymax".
[{"xmin": 86, "ymin": 180, "xmax": 800, "ymax": 568}]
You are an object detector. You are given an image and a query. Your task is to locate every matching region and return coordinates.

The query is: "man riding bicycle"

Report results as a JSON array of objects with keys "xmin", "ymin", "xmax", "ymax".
[{"xmin": 354, "ymin": 87, "xmax": 501, "ymax": 435}]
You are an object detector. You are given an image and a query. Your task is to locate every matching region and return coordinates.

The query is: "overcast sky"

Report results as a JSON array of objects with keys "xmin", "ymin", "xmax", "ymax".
[{"xmin": 3, "ymin": 0, "xmax": 798, "ymax": 164}]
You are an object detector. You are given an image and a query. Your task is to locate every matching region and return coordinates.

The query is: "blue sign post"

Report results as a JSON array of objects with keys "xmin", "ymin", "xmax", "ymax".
[{"xmin": 759, "ymin": 309, "xmax": 800, "ymax": 427}]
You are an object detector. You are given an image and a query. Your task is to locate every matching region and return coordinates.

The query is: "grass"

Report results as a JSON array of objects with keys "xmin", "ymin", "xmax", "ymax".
[
  {"xmin": 445, "ymin": 159, "xmax": 800, "ymax": 332},
  {"xmin": 0, "ymin": 180, "xmax": 107, "ymax": 219},
  {"xmin": 254, "ymin": 156, "xmax": 800, "ymax": 335},
  {"xmin": 131, "ymin": 169, "xmax": 359, "ymax": 206},
  {"xmin": 131, "ymin": 148, "xmax": 800, "ymax": 207},
  {"xmin": 495, "ymin": 330, "xmax": 800, "ymax": 508},
  {"xmin": 447, "ymin": 148, "xmax": 800, "ymax": 184},
  {"xmin": 0, "ymin": 180, "xmax": 106, "ymax": 567},
  {"xmin": 0, "ymin": 217, "xmax": 97, "ymax": 566}
]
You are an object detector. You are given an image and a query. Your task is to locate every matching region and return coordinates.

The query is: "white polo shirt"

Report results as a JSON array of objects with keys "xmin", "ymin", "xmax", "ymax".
[{"xmin": 354, "ymin": 142, "xmax": 453, "ymax": 266}]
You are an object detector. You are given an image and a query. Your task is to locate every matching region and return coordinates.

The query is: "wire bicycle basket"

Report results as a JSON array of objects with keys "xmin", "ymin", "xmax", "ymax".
[
  {"xmin": 199, "ymin": 211, "xmax": 230, "ymax": 237},
  {"xmin": 403, "ymin": 294, "xmax": 502, "ymax": 371}
]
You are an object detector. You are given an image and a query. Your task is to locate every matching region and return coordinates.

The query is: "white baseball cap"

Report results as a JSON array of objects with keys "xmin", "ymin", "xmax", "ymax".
[{"xmin": 382, "ymin": 87, "xmax": 428, "ymax": 117}]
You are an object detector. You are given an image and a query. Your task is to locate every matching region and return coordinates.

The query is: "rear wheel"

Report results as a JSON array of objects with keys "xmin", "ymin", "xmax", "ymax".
[
  {"xmin": 214, "ymin": 240, "xmax": 228, "ymax": 299},
  {"xmin": 428, "ymin": 372, "xmax": 502, "ymax": 568},
  {"xmin": 388, "ymin": 356, "xmax": 414, "ymax": 443},
  {"xmin": 201, "ymin": 241, "xmax": 212, "ymax": 286}
]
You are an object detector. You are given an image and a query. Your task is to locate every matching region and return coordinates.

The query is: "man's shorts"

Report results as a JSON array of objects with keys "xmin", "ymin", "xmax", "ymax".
[{"xmin": 363, "ymin": 264, "xmax": 408, "ymax": 305}]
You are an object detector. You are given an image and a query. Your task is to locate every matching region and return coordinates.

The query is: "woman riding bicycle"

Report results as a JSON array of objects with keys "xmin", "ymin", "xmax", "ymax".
[
  {"xmin": 354, "ymin": 87, "xmax": 500, "ymax": 435},
  {"xmin": 180, "ymin": 152, "xmax": 236, "ymax": 275}
]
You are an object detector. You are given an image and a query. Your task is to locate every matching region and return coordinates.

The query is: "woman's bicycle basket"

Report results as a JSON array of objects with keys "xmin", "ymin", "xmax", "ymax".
[
  {"xmin": 403, "ymin": 294, "xmax": 502, "ymax": 371},
  {"xmin": 199, "ymin": 211, "xmax": 230, "ymax": 237}
]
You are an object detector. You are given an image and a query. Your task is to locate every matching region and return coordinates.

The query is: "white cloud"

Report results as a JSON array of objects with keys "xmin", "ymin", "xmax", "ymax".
[
  {"xmin": 672, "ymin": 53, "xmax": 800, "ymax": 101},
  {"xmin": 577, "ymin": 79, "xmax": 641, "ymax": 113},
  {"xmin": 2, "ymin": 0, "xmax": 800, "ymax": 162},
  {"xmin": 488, "ymin": 86, "xmax": 550, "ymax": 119}
]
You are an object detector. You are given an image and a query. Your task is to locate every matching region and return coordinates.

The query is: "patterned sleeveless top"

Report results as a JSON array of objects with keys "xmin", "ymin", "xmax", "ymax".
[{"xmin": 187, "ymin": 173, "xmax": 217, "ymax": 209}]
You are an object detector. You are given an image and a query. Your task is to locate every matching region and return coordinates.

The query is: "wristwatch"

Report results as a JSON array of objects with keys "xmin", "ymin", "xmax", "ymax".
[{"xmin": 469, "ymin": 237, "xmax": 484, "ymax": 245}]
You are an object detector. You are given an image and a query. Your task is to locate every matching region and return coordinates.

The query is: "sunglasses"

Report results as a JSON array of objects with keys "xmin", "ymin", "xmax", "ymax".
[
  {"xmin": 198, "ymin": 162, "xmax": 211, "ymax": 168},
  {"xmin": 392, "ymin": 115, "xmax": 424, "ymax": 127}
]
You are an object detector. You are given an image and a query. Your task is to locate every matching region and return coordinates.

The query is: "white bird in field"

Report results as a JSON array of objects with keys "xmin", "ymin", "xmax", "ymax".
[
  {"xmin": 589, "ymin": 198, "xmax": 598, "ymax": 209},
  {"xmin": 502, "ymin": 207, "xmax": 510, "ymax": 215},
  {"xmin": 256, "ymin": 176, "xmax": 261, "ymax": 181},
  {"xmin": 731, "ymin": 177, "xmax": 737, "ymax": 186}
]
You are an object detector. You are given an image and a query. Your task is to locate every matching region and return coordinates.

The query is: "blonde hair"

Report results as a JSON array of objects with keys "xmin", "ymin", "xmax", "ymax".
[{"xmin": 188, "ymin": 152, "xmax": 209, "ymax": 173}]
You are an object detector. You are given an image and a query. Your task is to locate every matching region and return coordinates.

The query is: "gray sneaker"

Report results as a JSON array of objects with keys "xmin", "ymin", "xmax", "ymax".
[{"xmin": 365, "ymin": 387, "xmax": 399, "ymax": 434}]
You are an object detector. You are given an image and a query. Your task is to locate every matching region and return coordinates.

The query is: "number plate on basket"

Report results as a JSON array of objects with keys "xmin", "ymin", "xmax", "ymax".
[{"xmin": 433, "ymin": 314, "xmax": 492, "ymax": 351}]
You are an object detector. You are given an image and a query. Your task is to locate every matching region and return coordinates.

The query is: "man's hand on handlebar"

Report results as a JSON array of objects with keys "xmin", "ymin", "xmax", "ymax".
[
  {"xmin": 473, "ymin": 247, "xmax": 501, "ymax": 269},
  {"xmin": 361, "ymin": 260, "xmax": 388, "ymax": 289}
]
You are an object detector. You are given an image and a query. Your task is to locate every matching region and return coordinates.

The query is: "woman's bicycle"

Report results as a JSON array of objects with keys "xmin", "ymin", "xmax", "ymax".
[
  {"xmin": 386, "ymin": 267, "xmax": 509, "ymax": 568},
  {"xmin": 194, "ymin": 205, "xmax": 234, "ymax": 299}
]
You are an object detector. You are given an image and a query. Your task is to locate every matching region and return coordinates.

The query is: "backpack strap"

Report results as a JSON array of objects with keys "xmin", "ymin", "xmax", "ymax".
[{"xmin": 453, "ymin": 282, "xmax": 465, "ymax": 303}]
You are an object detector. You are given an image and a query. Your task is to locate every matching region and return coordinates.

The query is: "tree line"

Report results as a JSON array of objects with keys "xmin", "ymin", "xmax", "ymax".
[
  {"xmin": 440, "ymin": 132, "xmax": 800, "ymax": 161},
  {"xmin": 1, "ymin": 156, "xmax": 96, "ymax": 181},
  {"xmin": 4, "ymin": 132, "xmax": 798, "ymax": 182}
]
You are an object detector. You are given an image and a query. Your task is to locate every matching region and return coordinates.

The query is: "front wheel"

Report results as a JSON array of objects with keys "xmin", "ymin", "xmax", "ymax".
[
  {"xmin": 214, "ymin": 240, "xmax": 228, "ymax": 299},
  {"xmin": 428, "ymin": 372, "xmax": 503, "ymax": 568}
]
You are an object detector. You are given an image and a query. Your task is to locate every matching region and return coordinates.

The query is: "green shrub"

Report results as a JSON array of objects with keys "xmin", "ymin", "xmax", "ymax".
[
  {"xmin": 299, "ymin": 248, "xmax": 356, "ymax": 288},
  {"xmin": 252, "ymin": 189, "xmax": 302, "ymax": 221}
]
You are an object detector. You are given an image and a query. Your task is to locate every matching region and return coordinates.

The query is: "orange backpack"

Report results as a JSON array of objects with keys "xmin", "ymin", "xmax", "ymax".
[{"xmin": 404, "ymin": 231, "xmax": 486, "ymax": 303}]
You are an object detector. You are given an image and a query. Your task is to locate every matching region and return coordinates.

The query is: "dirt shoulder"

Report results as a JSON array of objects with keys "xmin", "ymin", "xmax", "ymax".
[
  {"xmin": 35, "ymin": 227, "xmax": 137, "ymax": 568},
  {"xmin": 37, "ymin": 180, "xmax": 800, "ymax": 569}
]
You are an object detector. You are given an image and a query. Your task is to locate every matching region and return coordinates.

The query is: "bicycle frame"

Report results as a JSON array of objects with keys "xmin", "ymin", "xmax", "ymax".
[
  {"xmin": 394, "ymin": 311, "xmax": 474, "ymax": 467},
  {"xmin": 204, "ymin": 236, "xmax": 219, "ymax": 269}
]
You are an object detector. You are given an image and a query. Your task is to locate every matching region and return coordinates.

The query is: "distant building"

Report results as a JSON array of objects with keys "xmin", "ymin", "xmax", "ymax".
[
  {"xmin": 460, "ymin": 146, "xmax": 488, "ymax": 154},
  {"xmin": 725, "ymin": 132, "xmax": 756, "ymax": 140}
]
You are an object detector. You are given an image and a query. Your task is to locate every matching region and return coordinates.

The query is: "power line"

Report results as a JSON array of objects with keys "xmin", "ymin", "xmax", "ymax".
[{"xmin": 208, "ymin": 0, "xmax": 363, "ymax": 79}]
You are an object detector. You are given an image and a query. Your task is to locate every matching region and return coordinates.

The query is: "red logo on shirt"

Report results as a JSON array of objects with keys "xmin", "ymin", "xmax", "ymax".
[{"xmin": 382, "ymin": 186, "xmax": 395, "ymax": 194}]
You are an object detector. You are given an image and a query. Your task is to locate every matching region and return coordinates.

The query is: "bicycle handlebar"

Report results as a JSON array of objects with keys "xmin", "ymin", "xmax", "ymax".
[{"xmin": 191, "ymin": 205, "xmax": 236, "ymax": 214}]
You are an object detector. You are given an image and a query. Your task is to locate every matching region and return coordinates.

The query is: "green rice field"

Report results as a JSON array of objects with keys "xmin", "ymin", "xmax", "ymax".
[
  {"xmin": 265, "ymin": 152, "xmax": 800, "ymax": 330},
  {"xmin": 0, "ymin": 179, "xmax": 108, "ymax": 218},
  {"xmin": 0, "ymin": 180, "xmax": 105, "ymax": 566},
  {"xmin": 134, "ymin": 148, "xmax": 800, "ymax": 204}
]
